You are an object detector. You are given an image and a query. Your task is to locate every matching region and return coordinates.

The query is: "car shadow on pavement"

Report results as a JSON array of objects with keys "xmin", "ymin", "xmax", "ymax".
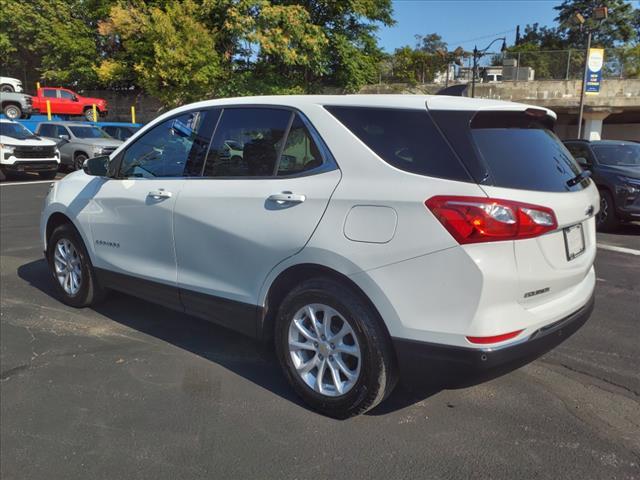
[{"xmin": 17, "ymin": 258, "xmax": 530, "ymax": 417}]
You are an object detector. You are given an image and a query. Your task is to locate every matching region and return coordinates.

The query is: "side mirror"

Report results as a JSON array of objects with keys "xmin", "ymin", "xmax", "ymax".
[
  {"xmin": 83, "ymin": 155, "xmax": 109, "ymax": 176},
  {"xmin": 58, "ymin": 134, "xmax": 70, "ymax": 141},
  {"xmin": 575, "ymin": 157, "xmax": 590, "ymax": 168},
  {"xmin": 72, "ymin": 95, "xmax": 78, "ymax": 102}
]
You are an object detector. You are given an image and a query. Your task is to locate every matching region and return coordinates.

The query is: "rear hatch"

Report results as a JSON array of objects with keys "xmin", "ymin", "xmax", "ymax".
[{"xmin": 429, "ymin": 104, "xmax": 599, "ymax": 308}]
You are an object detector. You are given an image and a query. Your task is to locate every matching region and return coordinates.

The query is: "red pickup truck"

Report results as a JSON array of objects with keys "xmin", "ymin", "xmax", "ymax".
[{"xmin": 31, "ymin": 87, "xmax": 108, "ymax": 121}]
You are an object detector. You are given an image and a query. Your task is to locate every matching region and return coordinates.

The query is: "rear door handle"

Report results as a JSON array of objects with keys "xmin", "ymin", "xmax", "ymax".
[
  {"xmin": 267, "ymin": 192, "xmax": 306, "ymax": 204},
  {"xmin": 148, "ymin": 189, "xmax": 172, "ymax": 199}
]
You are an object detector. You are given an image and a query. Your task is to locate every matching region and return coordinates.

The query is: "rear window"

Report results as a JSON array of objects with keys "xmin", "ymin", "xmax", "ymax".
[
  {"xmin": 431, "ymin": 110, "xmax": 588, "ymax": 192},
  {"xmin": 325, "ymin": 106, "xmax": 471, "ymax": 182}
]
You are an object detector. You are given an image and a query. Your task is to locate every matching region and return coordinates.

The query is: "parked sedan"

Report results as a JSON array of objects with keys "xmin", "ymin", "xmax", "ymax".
[
  {"xmin": 564, "ymin": 139, "xmax": 640, "ymax": 231},
  {"xmin": 35, "ymin": 122, "xmax": 122, "ymax": 171}
]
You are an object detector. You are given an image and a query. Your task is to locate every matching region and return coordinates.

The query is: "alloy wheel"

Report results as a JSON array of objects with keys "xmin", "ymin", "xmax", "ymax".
[
  {"xmin": 288, "ymin": 303, "xmax": 361, "ymax": 397},
  {"xmin": 53, "ymin": 238, "xmax": 83, "ymax": 296},
  {"xmin": 598, "ymin": 195, "xmax": 608, "ymax": 226}
]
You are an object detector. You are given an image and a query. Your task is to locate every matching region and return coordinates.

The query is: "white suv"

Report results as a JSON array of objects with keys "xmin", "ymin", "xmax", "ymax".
[
  {"xmin": 1, "ymin": 119, "xmax": 60, "ymax": 180},
  {"xmin": 40, "ymin": 95, "xmax": 598, "ymax": 417}
]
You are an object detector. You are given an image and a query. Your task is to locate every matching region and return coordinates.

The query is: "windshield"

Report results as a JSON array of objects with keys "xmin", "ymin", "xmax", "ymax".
[
  {"xmin": 0, "ymin": 122, "xmax": 36, "ymax": 140},
  {"xmin": 69, "ymin": 126, "xmax": 111, "ymax": 139},
  {"xmin": 592, "ymin": 144, "xmax": 640, "ymax": 168}
]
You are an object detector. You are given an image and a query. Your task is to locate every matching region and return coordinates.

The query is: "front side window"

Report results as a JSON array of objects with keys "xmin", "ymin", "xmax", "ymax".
[
  {"xmin": 277, "ymin": 115, "xmax": 323, "ymax": 176},
  {"xmin": 59, "ymin": 90, "xmax": 74, "ymax": 100},
  {"xmin": 120, "ymin": 110, "xmax": 217, "ymax": 178},
  {"xmin": 203, "ymin": 108, "xmax": 292, "ymax": 177}
]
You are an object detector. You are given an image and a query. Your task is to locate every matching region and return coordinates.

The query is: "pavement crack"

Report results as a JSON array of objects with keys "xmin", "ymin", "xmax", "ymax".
[
  {"xmin": 556, "ymin": 362, "xmax": 640, "ymax": 398},
  {"xmin": 0, "ymin": 364, "xmax": 31, "ymax": 381}
]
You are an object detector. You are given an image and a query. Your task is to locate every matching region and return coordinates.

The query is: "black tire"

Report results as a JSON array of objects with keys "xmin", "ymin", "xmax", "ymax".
[
  {"xmin": 84, "ymin": 107, "xmax": 97, "ymax": 122},
  {"xmin": 3, "ymin": 103, "xmax": 22, "ymax": 120},
  {"xmin": 0, "ymin": 167, "xmax": 6, "ymax": 181},
  {"xmin": 38, "ymin": 170, "xmax": 58, "ymax": 180},
  {"xmin": 73, "ymin": 153, "xmax": 88, "ymax": 171},
  {"xmin": 597, "ymin": 190, "xmax": 620, "ymax": 232},
  {"xmin": 275, "ymin": 277, "xmax": 397, "ymax": 418},
  {"xmin": 47, "ymin": 223, "xmax": 106, "ymax": 308},
  {"xmin": 0, "ymin": 84, "xmax": 14, "ymax": 93}
]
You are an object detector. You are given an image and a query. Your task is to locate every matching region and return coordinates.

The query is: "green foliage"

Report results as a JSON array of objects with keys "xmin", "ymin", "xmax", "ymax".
[
  {"xmin": 0, "ymin": 0, "xmax": 99, "ymax": 88},
  {"xmin": 555, "ymin": 0, "xmax": 638, "ymax": 47}
]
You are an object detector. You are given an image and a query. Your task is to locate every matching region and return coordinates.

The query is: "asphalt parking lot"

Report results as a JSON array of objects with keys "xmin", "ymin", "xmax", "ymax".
[{"xmin": 1, "ymin": 178, "xmax": 639, "ymax": 480}]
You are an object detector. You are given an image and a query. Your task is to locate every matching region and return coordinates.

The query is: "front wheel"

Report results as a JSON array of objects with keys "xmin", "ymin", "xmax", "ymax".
[
  {"xmin": 3, "ymin": 104, "xmax": 22, "ymax": 120},
  {"xmin": 73, "ymin": 153, "xmax": 88, "ymax": 171},
  {"xmin": 47, "ymin": 223, "xmax": 106, "ymax": 307},
  {"xmin": 275, "ymin": 277, "xmax": 397, "ymax": 418},
  {"xmin": 597, "ymin": 190, "xmax": 620, "ymax": 232},
  {"xmin": 0, "ymin": 84, "xmax": 14, "ymax": 93}
]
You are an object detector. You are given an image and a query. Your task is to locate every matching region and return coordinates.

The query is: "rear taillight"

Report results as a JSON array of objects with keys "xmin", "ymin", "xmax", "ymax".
[{"xmin": 425, "ymin": 196, "xmax": 557, "ymax": 244}]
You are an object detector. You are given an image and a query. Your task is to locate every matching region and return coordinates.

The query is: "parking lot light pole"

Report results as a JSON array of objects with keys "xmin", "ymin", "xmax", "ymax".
[{"xmin": 471, "ymin": 37, "xmax": 507, "ymax": 98}]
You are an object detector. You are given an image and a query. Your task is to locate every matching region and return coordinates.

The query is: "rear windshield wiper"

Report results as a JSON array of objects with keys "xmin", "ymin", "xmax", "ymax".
[{"xmin": 566, "ymin": 170, "xmax": 591, "ymax": 187}]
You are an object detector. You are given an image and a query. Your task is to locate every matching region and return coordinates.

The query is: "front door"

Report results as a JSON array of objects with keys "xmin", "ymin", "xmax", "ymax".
[
  {"xmin": 173, "ymin": 108, "xmax": 341, "ymax": 335},
  {"xmin": 88, "ymin": 109, "xmax": 219, "ymax": 308}
]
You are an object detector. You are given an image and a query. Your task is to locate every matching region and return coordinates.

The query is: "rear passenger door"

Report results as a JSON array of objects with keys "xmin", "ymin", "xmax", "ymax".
[{"xmin": 173, "ymin": 107, "xmax": 341, "ymax": 335}]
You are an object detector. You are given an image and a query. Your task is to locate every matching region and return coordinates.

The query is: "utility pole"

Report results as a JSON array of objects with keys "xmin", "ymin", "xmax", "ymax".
[{"xmin": 471, "ymin": 37, "xmax": 507, "ymax": 98}]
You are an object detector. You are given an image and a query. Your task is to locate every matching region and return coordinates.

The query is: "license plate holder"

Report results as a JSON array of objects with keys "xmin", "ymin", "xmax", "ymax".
[{"xmin": 563, "ymin": 223, "xmax": 585, "ymax": 261}]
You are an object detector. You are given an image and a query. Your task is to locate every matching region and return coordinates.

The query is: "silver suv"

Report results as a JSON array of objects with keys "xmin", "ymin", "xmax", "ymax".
[{"xmin": 36, "ymin": 122, "xmax": 122, "ymax": 171}]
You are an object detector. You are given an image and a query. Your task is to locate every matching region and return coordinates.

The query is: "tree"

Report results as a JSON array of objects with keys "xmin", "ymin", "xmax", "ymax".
[
  {"xmin": 0, "ymin": 0, "xmax": 99, "ymax": 89},
  {"xmin": 555, "ymin": 0, "xmax": 638, "ymax": 47}
]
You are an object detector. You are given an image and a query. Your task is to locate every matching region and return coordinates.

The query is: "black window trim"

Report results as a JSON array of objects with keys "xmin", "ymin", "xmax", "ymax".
[{"xmin": 111, "ymin": 104, "xmax": 338, "ymax": 181}]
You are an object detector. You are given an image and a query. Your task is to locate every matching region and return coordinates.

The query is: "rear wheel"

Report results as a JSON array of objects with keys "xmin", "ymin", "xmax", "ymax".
[
  {"xmin": 597, "ymin": 190, "xmax": 620, "ymax": 232},
  {"xmin": 84, "ymin": 107, "xmax": 97, "ymax": 122},
  {"xmin": 275, "ymin": 277, "xmax": 397, "ymax": 418},
  {"xmin": 47, "ymin": 223, "xmax": 106, "ymax": 307},
  {"xmin": 3, "ymin": 103, "xmax": 21, "ymax": 120}
]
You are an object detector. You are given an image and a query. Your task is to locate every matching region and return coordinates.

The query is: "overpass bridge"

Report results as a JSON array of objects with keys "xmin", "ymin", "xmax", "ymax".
[{"xmin": 360, "ymin": 79, "xmax": 640, "ymax": 141}]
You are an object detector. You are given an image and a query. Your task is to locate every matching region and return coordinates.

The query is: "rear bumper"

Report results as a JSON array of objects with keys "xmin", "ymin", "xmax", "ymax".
[{"xmin": 392, "ymin": 291, "xmax": 594, "ymax": 379}]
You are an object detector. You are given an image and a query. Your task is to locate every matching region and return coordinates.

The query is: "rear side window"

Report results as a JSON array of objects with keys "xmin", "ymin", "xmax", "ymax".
[
  {"xmin": 203, "ymin": 108, "xmax": 291, "ymax": 177},
  {"xmin": 43, "ymin": 89, "xmax": 57, "ymax": 98},
  {"xmin": 470, "ymin": 112, "xmax": 586, "ymax": 192},
  {"xmin": 325, "ymin": 106, "xmax": 470, "ymax": 181}
]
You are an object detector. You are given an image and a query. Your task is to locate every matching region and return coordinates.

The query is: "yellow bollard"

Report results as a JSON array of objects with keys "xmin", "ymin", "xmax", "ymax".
[
  {"xmin": 131, "ymin": 106, "xmax": 136, "ymax": 124},
  {"xmin": 92, "ymin": 104, "xmax": 98, "ymax": 122},
  {"xmin": 36, "ymin": 81, "xmax": 41, "ymax": 90},
  {"xmin": 46, "ymin": 100, "xmax": 52, "ymax": 120}
]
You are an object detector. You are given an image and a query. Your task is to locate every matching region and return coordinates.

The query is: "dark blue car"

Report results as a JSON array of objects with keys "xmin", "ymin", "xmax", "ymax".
[{"xmin": 564, "ymin": 139, "xmax": 640, "ymax": 231}]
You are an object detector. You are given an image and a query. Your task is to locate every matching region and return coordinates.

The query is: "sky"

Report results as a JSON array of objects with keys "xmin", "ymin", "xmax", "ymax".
[{"xmin": 377, "ymin": 0, "xmax": 563, "ymax": 52}]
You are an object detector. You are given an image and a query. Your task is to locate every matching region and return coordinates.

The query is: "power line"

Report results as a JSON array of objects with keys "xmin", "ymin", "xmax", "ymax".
[{"xmin": 447, "ymin": 28, "xmax": 517, "ymax": 47}]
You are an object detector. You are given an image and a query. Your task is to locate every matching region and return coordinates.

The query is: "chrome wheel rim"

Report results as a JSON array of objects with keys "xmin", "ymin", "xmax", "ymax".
[
  {"xmin": 288, "ymin": 303, "xmax": 361, "ymax": 397},
  {"xmin": 53, "ymin": 239, "xmax": 83, "ymax": 296}
]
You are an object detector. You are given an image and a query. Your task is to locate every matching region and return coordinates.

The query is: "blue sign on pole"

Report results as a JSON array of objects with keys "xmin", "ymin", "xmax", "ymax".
[{"xmin": 585, "ymin": 48, "xmax": 604, "ymax": 95}]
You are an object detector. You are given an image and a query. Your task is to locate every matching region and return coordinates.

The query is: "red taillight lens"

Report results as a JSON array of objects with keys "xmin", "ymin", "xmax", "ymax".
[
  {"xmin": 466, "ymin": 329, "xmax": 523, "ymax": 344},
  {"xmin": 425, "ymin": 196, "xmax": 557, "ymax": 244}
]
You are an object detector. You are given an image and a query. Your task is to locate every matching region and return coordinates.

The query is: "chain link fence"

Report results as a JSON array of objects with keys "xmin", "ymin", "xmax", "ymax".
[
  {"xmin": 502, "ymin": 48, "xmax": 638, "ymax": 81},
  {"xmin": 375, "ymin": 47, "xmax": 639, "ymax": 85}
]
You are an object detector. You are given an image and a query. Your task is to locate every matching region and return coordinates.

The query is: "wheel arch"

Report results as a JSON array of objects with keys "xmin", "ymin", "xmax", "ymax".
[
  {"xmin": 44, "ymin": 211, "xmax": 94, "ymax": 263},
  {"xmin": 259, "ymin": 263, "xmax": 393, "ymax": 345}
]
